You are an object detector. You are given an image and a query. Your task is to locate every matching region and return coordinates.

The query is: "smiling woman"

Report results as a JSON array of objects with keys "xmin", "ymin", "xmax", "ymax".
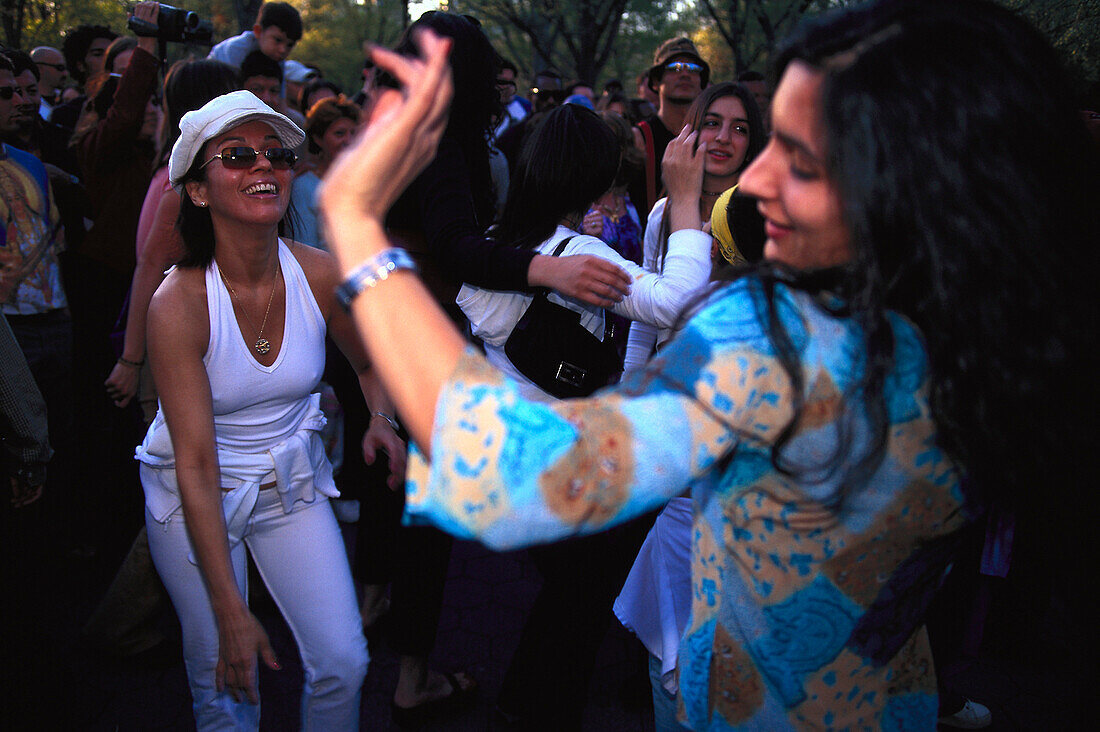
[
  {"xmin": 133, "ymin": 91, "xmax": 404, "ymax": 731},
  {"xmin": 319, "ymin": 1, "xmax": 1097, "ymax": 729}
]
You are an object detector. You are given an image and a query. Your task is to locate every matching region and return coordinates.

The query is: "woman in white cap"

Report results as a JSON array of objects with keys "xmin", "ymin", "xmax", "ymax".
[{"xmin": 135, "ymin": 90, "xmax": 400, "ymax": 730}]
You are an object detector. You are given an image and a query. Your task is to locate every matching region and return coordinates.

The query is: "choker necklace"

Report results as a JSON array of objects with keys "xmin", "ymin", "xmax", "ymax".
[
  {"xmin": 702, "ymin": 188, "xmax": 726, "ymax": 197},
  {"xmin": 218, "ymin": 260, "xmax": 281, "ymax": 355}
]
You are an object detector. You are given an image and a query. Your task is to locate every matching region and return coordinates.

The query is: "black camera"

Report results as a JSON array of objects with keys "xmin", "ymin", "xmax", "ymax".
[{"xmin": 128, "ymin": 4, "xmax": 213, "ymax": 45}]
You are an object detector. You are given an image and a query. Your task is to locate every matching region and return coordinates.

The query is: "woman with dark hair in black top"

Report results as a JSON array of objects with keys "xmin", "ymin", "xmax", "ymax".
[{"xmin": 349, "ymin": 12, "xmax": 634, "ymax": 726}]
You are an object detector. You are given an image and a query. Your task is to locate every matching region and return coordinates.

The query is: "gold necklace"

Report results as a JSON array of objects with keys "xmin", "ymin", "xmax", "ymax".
[{"xmin": 218, "ymin": 260, "xmax": 281, "ymax": 355}]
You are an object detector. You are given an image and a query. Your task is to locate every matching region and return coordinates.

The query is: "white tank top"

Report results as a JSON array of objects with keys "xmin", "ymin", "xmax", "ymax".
[{"xmin": 136, "ymin": 241, "xmax": 338, "ymax": 536}]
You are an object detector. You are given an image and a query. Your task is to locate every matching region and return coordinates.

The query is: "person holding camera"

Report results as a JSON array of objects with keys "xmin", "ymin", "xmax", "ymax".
[{"xmin": 61, "ymin": 1, "xmax": 162, "ymax": 557}]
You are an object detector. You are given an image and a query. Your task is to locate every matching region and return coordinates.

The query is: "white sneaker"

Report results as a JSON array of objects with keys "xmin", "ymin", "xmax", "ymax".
[{"xmin": 938, "ymin": 699, "xmax": 992, "ymax": 729}]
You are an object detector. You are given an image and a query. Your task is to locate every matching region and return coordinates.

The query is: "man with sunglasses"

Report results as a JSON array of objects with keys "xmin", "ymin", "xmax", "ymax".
[
  {"xmin": 629, "ymin": 37, "xmax": 710, "ymax": 218},
  {"xmin": 30, "ymin": 47, "xmax": 66, "ymax": 121}
]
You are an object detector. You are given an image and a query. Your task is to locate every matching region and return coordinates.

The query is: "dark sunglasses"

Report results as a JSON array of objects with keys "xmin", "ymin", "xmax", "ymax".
[
  {"xmin": 200, "ymin": 146, "xmax": 297, "ymax": 170},
  {"xmin": 665, "ymin": 61, "xmax": 703, "ymax": 74},
  {"xmin": 37, "ymin": 62, "xmax": 67, "ymax": 72},
  {"xmin": 0, "ymin": 86, "xmax": 16, "ymax": 100}
]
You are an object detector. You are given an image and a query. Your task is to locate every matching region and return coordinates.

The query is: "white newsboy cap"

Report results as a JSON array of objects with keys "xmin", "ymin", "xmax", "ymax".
[{"xmin": 168, "ymin": 90, "xmax": 305, "ymax": 192}]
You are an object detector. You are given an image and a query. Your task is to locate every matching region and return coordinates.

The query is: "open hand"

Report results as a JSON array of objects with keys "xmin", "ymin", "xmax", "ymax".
[
  {"xmin": 105, "ymin": 360, "xmax": 140, "ymax": 408},
  {"xmin": 661, "ymin": 125, "xmax": 705, "ymax": 203},
  {"xmin": 529, "ymin": 253, "xmax": 632, "ymax": 308},
  {"xmin": 215, "ymin": 609, "xmax": 279, "ymax": 704},
  {"xmin": 363, "ymin": 416, "xmax": 407, "ymax": 490}
]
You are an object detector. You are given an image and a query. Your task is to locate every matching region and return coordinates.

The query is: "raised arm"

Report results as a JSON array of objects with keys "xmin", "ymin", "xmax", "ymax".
[
  {"xmin": 320, "ymin": 32, "xmax": 789, "ymax": 551},
  {"xmin": 105, "ymin": 181, "xmax": 183, "ymax": 407},
  {"xmin": 146, "ymin": 274, "xmax": 278, "ymax": 703}
]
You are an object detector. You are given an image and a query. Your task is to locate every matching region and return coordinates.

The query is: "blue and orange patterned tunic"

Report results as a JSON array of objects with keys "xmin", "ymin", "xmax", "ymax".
[{"xmin": 405, "ymin": 276, "xmax": 970, "ymax": 730}]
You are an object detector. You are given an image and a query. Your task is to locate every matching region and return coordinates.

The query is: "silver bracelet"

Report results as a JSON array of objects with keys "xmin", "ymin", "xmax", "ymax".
[
  {"xmin": 372, "ymin": 411, "xmax": 399, "ymax": 431},
  {"xmin": 335, "ymin": 248, "xmax": 418, "ymax": 311}
]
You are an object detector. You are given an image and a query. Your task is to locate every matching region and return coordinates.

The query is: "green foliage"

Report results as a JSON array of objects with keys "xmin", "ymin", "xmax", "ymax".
[
  {"xmin": 294, "ymin": 0, "xmax": 407, "ymax": 94},
  {"xmin": 454, "ymin": 0, "xmax": 698, "ymax": 89},
  {"xmin": 997, "ymin": 0, "xmax": 1100, "ymax": 104}
]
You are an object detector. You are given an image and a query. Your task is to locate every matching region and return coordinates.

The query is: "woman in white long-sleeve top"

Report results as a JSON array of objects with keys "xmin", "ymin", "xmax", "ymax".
[
  {"xmin": 458, "ymin": 103, "xmax": 712, "ymax": 403},
  {"xmin": 455, "ymin": 102, "xmax": 712, "ymax": 727},
  {"xmin": 624, "ymin": 82, "xmax": 766, "ymax": 372}
]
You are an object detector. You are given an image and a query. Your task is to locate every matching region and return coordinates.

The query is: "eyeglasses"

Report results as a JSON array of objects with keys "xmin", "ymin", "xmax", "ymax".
[
  {"xmin": 496, "ymin": 79, "xmax": 516, "ymax": 89},
  {"xmin": 664, "ymin": 61, "xmax": 703, "ymax": 75},
  {"xmin": 37, "ymin": 62, "xmax": 67, "ymax": 72},
  {"xmin": 200, "ymin": 146, "xmax": 297, "ymax": 170},
  {"xmin": 0, "ymin": 86, "xmax": 17, "ymax": 101}
]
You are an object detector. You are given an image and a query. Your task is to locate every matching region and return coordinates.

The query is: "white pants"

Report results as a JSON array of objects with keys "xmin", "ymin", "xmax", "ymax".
[{"xmin": 146, "ymin": 489, "xmax": 368, "ymax": 731}]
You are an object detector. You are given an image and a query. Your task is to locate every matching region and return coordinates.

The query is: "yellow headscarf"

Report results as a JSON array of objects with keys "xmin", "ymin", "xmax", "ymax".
[{"xmin": 710, "ymin": 185, "xmax": 745, "ymax": 266}]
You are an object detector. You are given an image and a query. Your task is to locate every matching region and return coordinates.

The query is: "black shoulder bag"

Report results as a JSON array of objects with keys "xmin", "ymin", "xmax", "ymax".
[{"xmin": 503, "ymin": 237, "xmax": 621, "ymax": 398}]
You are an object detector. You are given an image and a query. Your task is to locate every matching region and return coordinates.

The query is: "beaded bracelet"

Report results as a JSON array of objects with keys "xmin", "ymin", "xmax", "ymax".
[{"xmin": 335, "ymin": 248, "xmax": 418, "ymax": 312}]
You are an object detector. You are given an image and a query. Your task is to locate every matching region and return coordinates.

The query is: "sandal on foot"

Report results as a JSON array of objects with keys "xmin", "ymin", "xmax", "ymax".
[{"xmin": 390, "ymin": 672, "xmax": 477, "ymax": 729}]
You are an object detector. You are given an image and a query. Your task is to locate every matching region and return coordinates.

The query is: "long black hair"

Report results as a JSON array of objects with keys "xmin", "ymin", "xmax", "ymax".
[
  {"xmin": 494, "ymin": 104, "xmax": 620, "ymax": 250},
  {"xmin": 715, "ymin": 0, "xmax": 1099, "ymax": 512},
  {"xmin": 156, "ymin": 59, "xmax": 240, "ymax": 171},
  {"xmin": 385, "ymin": 11, "xmax": 502, "ymax": 226}
]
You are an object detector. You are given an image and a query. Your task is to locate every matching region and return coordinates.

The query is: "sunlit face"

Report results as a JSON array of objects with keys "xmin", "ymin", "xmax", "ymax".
[
  {"xmin": 82, "ymin": 37, "xmax": 111, "ymax": 80},
  {"xmin": 243, "ymin": 75, "xmax": 282, "ymax": 108},
  {"xmin": 739, "ymin": 62, "xmax": 851, "ymax": 270},
  {"xmin": 185, "ymin": 120, "xmax": 293, "ymax": 230},
  {"xmin": 255, "ymin": 25, "xmax": 296, "ymax": 63},
  {"xmin": 317, "ymin": 116, "xmax": 356, "ymax": 162},
  {"xmin": 698, "ymin": 95, "xmax": 750, "ymax": 182},
  {"xmin": 657, "ymin": 55, "xmax": 703, "ymax": 105}
]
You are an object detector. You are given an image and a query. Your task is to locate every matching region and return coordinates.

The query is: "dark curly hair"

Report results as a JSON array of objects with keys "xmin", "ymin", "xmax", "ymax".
[
  {"xmin": 61, "ymin": 24, "xmax": 117, "ymax": 83},
  {"xmin": 710, "ymin": 0, "xmax": 1099, "ymax": 513}
]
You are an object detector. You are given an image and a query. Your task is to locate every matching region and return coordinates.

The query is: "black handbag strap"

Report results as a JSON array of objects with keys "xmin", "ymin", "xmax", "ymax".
[
  {"xmin": 550, "ymin": 235, "xmax": 575, "ymax": 258},
  {"xmin": 539, "ymin": 235, "xmax": 615, "ymax": 341}
]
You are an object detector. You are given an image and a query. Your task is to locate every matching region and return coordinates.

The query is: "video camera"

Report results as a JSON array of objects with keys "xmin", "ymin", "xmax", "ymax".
[{"xmin": 128, "ymin": 4, "xmax": 213, "ymax": 46}]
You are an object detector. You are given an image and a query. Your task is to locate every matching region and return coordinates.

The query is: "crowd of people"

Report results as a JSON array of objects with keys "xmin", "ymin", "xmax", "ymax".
[{"xmin": 2, "ymin": 0, "xmax": 1097, "ymax": 729}]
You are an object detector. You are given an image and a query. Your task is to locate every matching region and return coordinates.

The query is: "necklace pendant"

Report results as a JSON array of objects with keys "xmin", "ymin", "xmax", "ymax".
[{"xmin": 254, "ymin": 337, "xmax": 271, "ymax": 355}]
